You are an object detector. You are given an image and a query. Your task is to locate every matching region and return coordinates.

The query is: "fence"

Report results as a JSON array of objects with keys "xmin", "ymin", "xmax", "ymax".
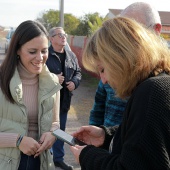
[{"xmin": 67, "ymin": 35, "xmax": 98, "ymax": 78}]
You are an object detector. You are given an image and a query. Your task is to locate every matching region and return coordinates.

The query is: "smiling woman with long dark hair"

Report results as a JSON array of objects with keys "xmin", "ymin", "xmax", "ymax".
[{"xmin": 0, "ymin": 20, "xmax": 62, "ymax": 170}]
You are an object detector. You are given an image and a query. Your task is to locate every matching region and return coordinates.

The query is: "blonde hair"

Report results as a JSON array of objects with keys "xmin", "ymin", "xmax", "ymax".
[
  {"xmin": 83, "ymin": 17, "xmax": 170, "ymax": 99},
  {"xmin": 82, "ymin": 32, "xmax": 98, "ymax": 73}
]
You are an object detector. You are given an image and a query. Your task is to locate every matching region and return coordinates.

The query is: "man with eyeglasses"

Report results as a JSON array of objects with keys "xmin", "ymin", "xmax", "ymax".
[{"xmin": 46, "ymin": 27, "xmax": 81, "ymax": 170}]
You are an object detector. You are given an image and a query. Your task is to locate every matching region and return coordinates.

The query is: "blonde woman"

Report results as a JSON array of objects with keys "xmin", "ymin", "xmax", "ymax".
[{"xmin": 70, "ymin": 17, "xmax": 170, "ymax": 170}]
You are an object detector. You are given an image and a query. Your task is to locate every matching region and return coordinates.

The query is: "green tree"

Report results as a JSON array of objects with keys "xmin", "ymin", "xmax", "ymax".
[
  {"xmin": 74, "ymin": 12, "xmax": 107, "ymax": 36},
  {"xmin": 63, "ymin": 13, "xmax": 79, "ymax": 34},
  {"xmin": 36, "ymin": 9, "xmax": 60, "ymax": 31},
  {"xmin": 36, "ymin": 10, "xmax": 107, "ymax": 36},
  {"xmin": 88, "ymin": 15, "xmax": 107, "ymax": 35},
  {"xmin": 36, "ymin": 9, "xmax": 79, "ymax": 34}
]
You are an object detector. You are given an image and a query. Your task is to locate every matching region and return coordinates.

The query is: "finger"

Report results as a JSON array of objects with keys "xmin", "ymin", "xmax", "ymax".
[
  {"xmin": 36, "ymin": 142, "xmax": 46, "ymax": 153},
  {"xmin": 34, "ymin": 153, "xmax": 39, "ymax": 158},
  {"xmin": 34, "ymin": 152, "xmax": 40, "ymax": 158},
  {"xmin": 39, "ymin": 135, "xmax": 45, "ymax": 144},
  {"xmin": 80, "ymin": 126, "xmax": 92, "ymax": 133},
  {"xmin": 38, "ymin": 140, "xmax": 43, "ymax": 145},
  {"xmin": 29, "ymin": 149, "xmax": 36, "ymax": 156},
  {"xmin": 70, "ymin": 145, "xmax": 77, "ymax": 152},
  {"xmin": 35, "ymin": 148, "xmax": 43, "ymax": 157},
  {"xmin": 68, "ymin": 85, "xmax": 72, "ymax": 89},
  {"xmin": 31, "ymin": 144, "xmax": 40, "ymax": 155},
  {"xmin": 34, "ymin": 148, "xmax": 43, "ymax": 158}
]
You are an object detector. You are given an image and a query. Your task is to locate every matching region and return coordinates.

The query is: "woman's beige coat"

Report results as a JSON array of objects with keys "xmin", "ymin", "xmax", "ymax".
[{"xmin": 0, "ymin": 65, "xmax": 61, "ymax": 170}]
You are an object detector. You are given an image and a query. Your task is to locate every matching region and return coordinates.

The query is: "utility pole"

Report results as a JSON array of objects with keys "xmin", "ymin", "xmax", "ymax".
[{"xmin": 59, "ymin": 0, "xmax": 64, "ymax": 28}]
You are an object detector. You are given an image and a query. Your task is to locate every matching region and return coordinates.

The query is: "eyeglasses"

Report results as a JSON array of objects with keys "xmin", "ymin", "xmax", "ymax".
[
  {"xmin": 52, "ymin": 33, "xmax": 68, "ymax": 38},
  {"xmin": 147, "ymin": 24, "xmax": 154, "ymax": 29}
]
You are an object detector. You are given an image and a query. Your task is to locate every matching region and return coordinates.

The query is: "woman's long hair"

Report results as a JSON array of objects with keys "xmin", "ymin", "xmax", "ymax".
[{"xmin": 0, "ymin": 20, "xmax": 48, "ymax": 103}]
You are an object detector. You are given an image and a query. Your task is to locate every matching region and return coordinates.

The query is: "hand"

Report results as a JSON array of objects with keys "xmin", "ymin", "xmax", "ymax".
[
  {"xmin": 70, "ymin": 145, "xmax": 86, "ymax": 163},
  {"xmin": 72, "ymin": 125, "xmax": 105, "ymax": 147},
  {"xmin": 57, "ymin": 72, "xmax": 65, "ymax": 84},
  {"xmin": 66, "ymin": 81, "xmax": 75, "ymax": 91},
  {"xmin": 19, "ymin": 136, "xmax": 40, "ymax": 156},
  {"xmin": 34, "ymin": 132, "xmax": 56, "ymax": 157}
]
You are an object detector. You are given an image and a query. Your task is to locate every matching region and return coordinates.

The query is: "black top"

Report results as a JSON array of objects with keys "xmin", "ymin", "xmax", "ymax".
[
  {"xmin": 55, "ymin": 51, "xmax": 66, "ymax": 77},
  {"xmin": 80, "ymin": 73, "xmax": 170, "ymax": 170},
  {"xmin": 55, "ymin": 51, "xmax": 66, "ymax": 103}
]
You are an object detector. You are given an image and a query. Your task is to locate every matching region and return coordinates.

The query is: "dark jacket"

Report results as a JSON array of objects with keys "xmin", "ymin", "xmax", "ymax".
[
  {"xmin": 46, "ymin": 45, "xmax": 81, "ymax": 112},
  {"xmin": 80, "ymin": 73, "xmax": 170, "ymax": 170}
]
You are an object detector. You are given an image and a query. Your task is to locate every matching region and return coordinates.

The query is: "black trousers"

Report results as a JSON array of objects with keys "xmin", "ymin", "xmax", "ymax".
[{"xmin": 18, "ymin": 153, "xmax": 40, "ymax": 170}]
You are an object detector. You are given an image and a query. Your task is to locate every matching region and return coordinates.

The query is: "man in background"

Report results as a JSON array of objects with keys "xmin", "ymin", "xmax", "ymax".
[
  {"xmin": 120, "ymin": 2, "xmax": 162, "ymax": 34},
  {"xmin": 46, "ymin": 27, "xmax": 81, "ymax": 170}
]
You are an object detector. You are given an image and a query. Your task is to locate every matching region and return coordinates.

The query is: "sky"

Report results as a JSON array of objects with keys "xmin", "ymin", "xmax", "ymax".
[{"xmin": 1, "ymin": 0, "xmax": 170, "ymax": 27}]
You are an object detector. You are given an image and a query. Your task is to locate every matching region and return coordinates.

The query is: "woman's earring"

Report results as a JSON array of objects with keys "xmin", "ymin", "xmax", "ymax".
[{"xmin": 17, "ymin": 55, "xmax": 20, "ymax": 59}]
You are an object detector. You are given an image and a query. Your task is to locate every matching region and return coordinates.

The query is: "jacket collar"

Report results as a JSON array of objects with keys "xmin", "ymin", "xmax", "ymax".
[
  {"xmin": 49, "ymin": 45, "xmax": 71, "ymax": 61},
  {"xmin": 10, "ymin": 64, "xmax": 62, "ymax": 104}
]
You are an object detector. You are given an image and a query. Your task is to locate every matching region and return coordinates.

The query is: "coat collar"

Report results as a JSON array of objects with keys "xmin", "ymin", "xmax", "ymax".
[{"xmin": 10, "ymin": 64, "xmax": 62, "ymax": 104}]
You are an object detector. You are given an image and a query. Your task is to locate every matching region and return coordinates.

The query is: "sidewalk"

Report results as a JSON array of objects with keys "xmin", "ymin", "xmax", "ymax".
[{"xmin": 56, "ymin": 76, "xmax": 98, "ymax": 170}]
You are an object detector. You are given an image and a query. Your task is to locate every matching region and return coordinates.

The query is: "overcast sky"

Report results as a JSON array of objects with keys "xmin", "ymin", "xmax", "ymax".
[{"xmin": 0, "ymin": 0, "xmax": 170, "ymax": 27}]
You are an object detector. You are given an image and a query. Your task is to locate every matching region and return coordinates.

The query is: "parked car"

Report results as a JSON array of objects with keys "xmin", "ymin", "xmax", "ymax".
[{"xmin": 5, "ymin": 28, "xmax": 15, "ymax": 53}]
